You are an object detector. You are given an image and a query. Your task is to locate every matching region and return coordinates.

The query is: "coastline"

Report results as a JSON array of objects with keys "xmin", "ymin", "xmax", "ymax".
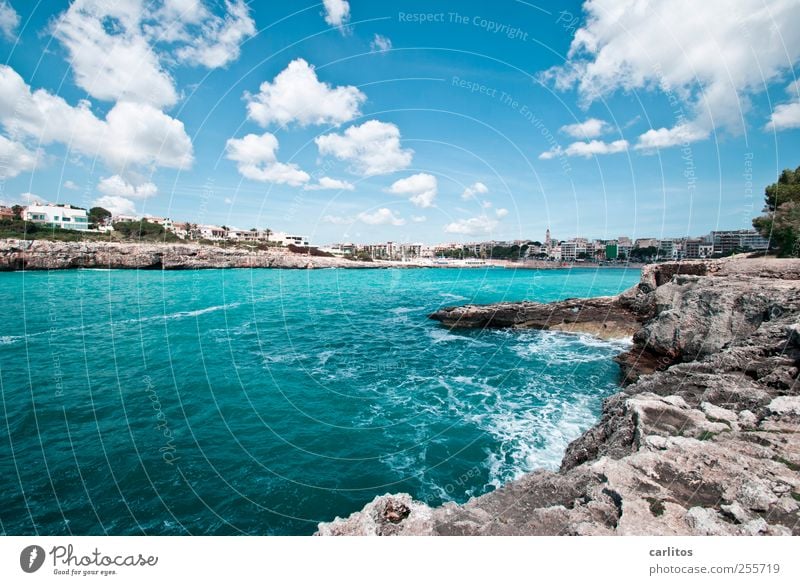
[
  {"xmin": 0, "ymin": 239, "xmax": 645, "ymax": 271},
  {"xmin": 317, "ymin": 255, "xmax": 800, "ymax": 536}
]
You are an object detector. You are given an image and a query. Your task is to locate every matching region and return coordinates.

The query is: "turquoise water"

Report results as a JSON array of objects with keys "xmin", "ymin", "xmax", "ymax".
[{"xmin": 0, "ymin": 267, "xmax": 639, "ymax": 535}]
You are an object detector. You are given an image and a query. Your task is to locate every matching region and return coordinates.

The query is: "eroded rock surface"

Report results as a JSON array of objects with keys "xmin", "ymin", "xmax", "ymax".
[
  {"xmin": 318, "ymin": 256, "xmax": 800, "ymax": 536},
  {"xmin": 0, "ymin": 239, "xmax": 380, "ymax": 270}
]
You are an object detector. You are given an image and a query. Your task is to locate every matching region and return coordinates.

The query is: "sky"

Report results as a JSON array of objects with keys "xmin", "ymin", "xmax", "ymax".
[{"xmin": 0, "ymin": 0, "xmax": 799, "ymax": 245}]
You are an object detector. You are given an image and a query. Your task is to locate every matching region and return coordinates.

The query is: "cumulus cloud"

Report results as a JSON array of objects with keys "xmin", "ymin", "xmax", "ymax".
[
  {"xmin": 560, "ymin": 118, "xmax": 610, "ymax": 139},
  {"xmin": 0, "ymin": 135, "xmax": 39, "ymax": 179},
  {"xmin": 540, "ymin": 0, "xmax": 800, "ymax": 149},
  {"xmin": 540, "ymin": 139, "xmax": 629, "ymax": 159},
  {"xmin": 0, "ymin": 65, "xmax": 194, "ymax": 171},
  {"xmin": 52, "ymin": 0, "xmax": 255, "ymax": 107},
  {"xmin": 63, "ymin": 180, "xmax": 80, "ymax": 190},
  {"xmin": 304, "ymin": 176, "xmax": 355, "ymax": 191},
  {"xmin": 495, "ymin": 208, "xmax": 509, "ymax": 218},
  {"xmin": 461, "ymin": 181, "xmax": 488, "ymax": 200},
  {"xmin": 53, "ymin": 1, "xmax": 179, "ymax": 108},
  {"xmin": 357, "ymin": 208, "xmax": 405, "ymax": 226},
  {"xmin": 323, "ymin": 0, "xmax": 350, "ymax": 27},
  {"xmin": 97, "ymin": 175, "xmax": 158, "ymax": 199},
  {"xmin": 246, "ymin": 58, "xmax": 365, "ymax": 128},
  {"xmin": 370, "ymin": 34, "xmax": 392, "ymax": 53},
  {"xmin": 766, "ymin": 82, "xmax": 800, "ymax": 131},
  {"xmin": 411, "ymin": 215, "xmax": 426, "ymax": 222},
  {"xmin": 0, "ymin": 0, "xmax": 19, "ymax": 40},
  {"xmin": 174, "ymin": 0, "xmax": 256, "ymax": 68},
  {"xmin": 93, "ymin": 195, "xmax": 136, "ymax": 216},
  {"xmin": 386, "ymin": 173, "xmax": 437, "ymax": 208},
  {"xmin": 225, "ymin": 132, "xmax": 310, "ymax": 186},
  {"xmin": 635, "ymin": 124, "xmax": 708, "ymax": 151},
  {"xmin": 315, "ymin": 120, "xmax": 413, "ymax": 176},
  {"xmin": 444, "ymin": 215, "xmax": 499, "ymax": 236}
]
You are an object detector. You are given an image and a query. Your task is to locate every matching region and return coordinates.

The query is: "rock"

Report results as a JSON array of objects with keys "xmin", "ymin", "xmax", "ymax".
[
  {"xmin": 0, "ymin": 239, "xmax": 395, "ymax": 271},
  {"xmin": 317, "ymin": 257, "xmax": 800, "ymax": 536},
  {"xmin": 767, "ymin": 396, "xmax": 800, "ymax": 416},
  {"xmin": 428, "ymin": 296, "xmax": 641, "ymax": 340},
  {"xmin": 315, "ymin": 494, "xmax": 434, "ymax": 536},
  {"xmin": 737, "ymin": 480, "xmax": 779, "ymax": 511}
]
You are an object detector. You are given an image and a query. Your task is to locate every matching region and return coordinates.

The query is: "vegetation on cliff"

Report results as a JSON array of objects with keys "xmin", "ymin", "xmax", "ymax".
[{"xmin": 753, "ymin": 165, "xmax": 800, "ymax": 257}]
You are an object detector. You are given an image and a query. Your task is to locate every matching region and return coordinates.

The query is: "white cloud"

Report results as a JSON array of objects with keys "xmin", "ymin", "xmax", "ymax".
[
  {"xmin": 20, "ymin": 192, "xmax": 46, "ymax": 204},
  {"xmin": 766, "ymin": 101, "xmax": 800, "ymax": 131},
  {"xmin": 560, "ymin": 118, "xmax": 610, "ymax": 139},
  {"xmin": 539, "ymin": 139, "xmax": 629, "ymax": 159},
  {"xmin": 225, "ymin": 132, "xmax": 310, "ymax": 186},
  {"xmin": 246, "ymin": 58, "xmax": 365, "ymax": 128},
  {"xmin": 766, "ymin": 82, "xmax": 800, "ymax": 131},
  {"xmin": 541, "ymin": 0, "xmax": 800, "ymax": 148},
  {"xmin": 461, "ymin": 181, "xmax": 488, "ymax": 200},
  {"xmin": 322, "ymin": 214, "xmax": 352, "ymax": 225},
  {"xmin": 0, "ymin": 135, "xmax": 39, "ymax": 179},
  {"xmin": 304, "ymin": 176, "xmax": 355, "ymax": 191},
  {"xmin": 53, "ymin": 0, "xmax": 255, "ymax": 108},
  {"xmin": 386, "ymin": 173, "xmax": 437, "ymax": 208},
  {"xmin": 0, "ymin": 0, "xmax": 19, "ymax": 40},
  {"xmin": 323, "ymin": 0, "xmax": 350, "ymax": 27},
  {"xmin": 94, "ymin": 195, "xmax": 136, "ymax": 216},
  {"xmin": 370, "ymin": 34, "xmax": 392, "ymax": 53},
  {"xmin": 635, "ymin": 124, "xmax": 709, "ymax": 151},
  {"xmin": 444, "ymin": 215, "xmax": 499, "ymax": 236},
  {"xmin": 53, "ymin": 0, "xmax": 178, "ymax": 108},
  {"xmin": 0, "ymin": 65, "xmax": 194, "ymax": 171},
  {"xmin": 97, "ymin": 175, "xmax": 158, "ymax": 199},
  {"xmin": 480, "ymin": 200, "xmax": 492, "ymax": 209},
  {"xmin": 224, "ymin": 197, "xmax": 233, "ymax": 204},
  {"xmin": 174, "ymin": 0, "xmax": 256, "ymax": 68},
  {"xmin": 315, "ymin": 120, "xmax": 413, "ymax": 176},
  {"xmin": 63, "ymin": 180, "xmax": 80, "ymax": 190},
  {"xmin": 411, "ymin": 215, "xmax": 426, "ymax": 222},
  {"xmin": 357, "ymin": 208, "xmax": 405, "ymax": 226},
  {"xmin": 495, "ymin": 208, "xmax": 509, "ymax": 218}
]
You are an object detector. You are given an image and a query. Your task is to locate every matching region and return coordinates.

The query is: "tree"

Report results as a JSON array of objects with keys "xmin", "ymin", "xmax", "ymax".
[
  {"xmin": 753, "ymin": 165, "xmax": 800, "ymax": 256},
  {"xmin": 11, "ymin": 205, "xmax": 23, "ymax": 220},
  {"xmin": 89, "ymin": 206, "xmax": 111, "ymax": 225}
]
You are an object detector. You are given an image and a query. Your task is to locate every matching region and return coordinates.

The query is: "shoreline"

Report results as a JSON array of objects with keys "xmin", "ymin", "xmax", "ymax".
[
  {"xmin": 0, "ymin": 239, "xmax": 646, "ymax": 272},
  {"xmin": 317, "ymin": 256, "xmax": 800, "ymax": 536}
]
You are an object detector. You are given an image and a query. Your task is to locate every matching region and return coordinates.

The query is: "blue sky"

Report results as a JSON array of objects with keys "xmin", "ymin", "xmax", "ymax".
[{"xmin": 1, "ymin": 0, "xmax": 799, "ymax": 244}]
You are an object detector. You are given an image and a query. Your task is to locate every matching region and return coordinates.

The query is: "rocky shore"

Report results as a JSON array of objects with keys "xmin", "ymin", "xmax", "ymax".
[
  {"xmin": 0, "ymin": 239, "xmax": 384, "ymax": 270},
  {"xmin": 317, "ymin": 256, "xmax": 800, "ymax": 535}
]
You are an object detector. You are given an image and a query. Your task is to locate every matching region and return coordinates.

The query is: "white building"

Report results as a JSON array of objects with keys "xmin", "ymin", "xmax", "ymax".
[
  {"xmin": 271, "ymin": 232, "xmax": 309, "ymax": 247},
  {"xmin": 24, "ymin": 203, "xmax": 89, "ymax": 231}
]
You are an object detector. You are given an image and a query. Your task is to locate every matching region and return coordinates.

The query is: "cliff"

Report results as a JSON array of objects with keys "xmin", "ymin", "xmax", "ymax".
[
  {"xmin": 317, "ymin": 256, "xmax": 800, "ymax": 535},
  {"xmin": 0, "ymin": 239, "xmax": 380, "ymax": 270}
]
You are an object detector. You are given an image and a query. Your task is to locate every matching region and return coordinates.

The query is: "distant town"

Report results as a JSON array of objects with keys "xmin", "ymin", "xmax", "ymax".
[{"xmin": 0, "ymin": 200, "xmax": 770, "ymax": 264}]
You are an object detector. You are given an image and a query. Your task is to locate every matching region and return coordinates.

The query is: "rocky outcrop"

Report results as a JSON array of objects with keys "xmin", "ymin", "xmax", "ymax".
[
  {"xmin": 428, "ymin": 294, "xmax": 645, "ymax": 340},
  {"xmin": 317, "ymin": 256, "xmax": 800, "ymax": 536},
  {"xmin": 0, "ymin": 239, "xmax": 383, "ymax": 270}
]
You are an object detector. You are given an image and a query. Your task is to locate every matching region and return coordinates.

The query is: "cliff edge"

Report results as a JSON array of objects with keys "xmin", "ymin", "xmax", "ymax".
[{"xmin": 317, "ymin": 256, "xmax": 800, "ymax": 535}]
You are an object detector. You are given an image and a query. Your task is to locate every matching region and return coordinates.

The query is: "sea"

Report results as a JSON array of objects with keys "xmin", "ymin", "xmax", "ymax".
[{"xmin": 0, "ymin": 266, "xmax": 640, "ymax": 535}]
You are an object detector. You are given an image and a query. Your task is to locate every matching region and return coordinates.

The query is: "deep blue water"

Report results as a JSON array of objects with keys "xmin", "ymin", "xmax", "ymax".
[{"xmin": 0, "ymin": 266, "xmax": 639, "ymax": 535}]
